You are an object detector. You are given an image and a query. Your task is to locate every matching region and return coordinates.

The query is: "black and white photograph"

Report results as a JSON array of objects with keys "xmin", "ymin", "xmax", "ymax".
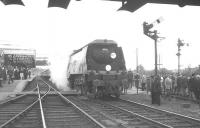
[{"xmin": 0, "ymin": 0, "xmax": 200, "ymax": 127}]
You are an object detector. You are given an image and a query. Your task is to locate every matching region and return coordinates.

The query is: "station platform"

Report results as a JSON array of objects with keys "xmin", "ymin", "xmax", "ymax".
[
  {"xmin": 0, "ymin": 77, "xmax": 34, "ymax": 102},
  {"xmin": 126, "ymin": 86, "xmax": 148, "ymax": 95}
]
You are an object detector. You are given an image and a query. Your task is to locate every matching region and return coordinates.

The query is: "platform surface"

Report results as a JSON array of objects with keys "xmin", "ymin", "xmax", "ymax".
[{"xmin": 0, "ymin": 77, "xmax": 34, "ymax": 102}]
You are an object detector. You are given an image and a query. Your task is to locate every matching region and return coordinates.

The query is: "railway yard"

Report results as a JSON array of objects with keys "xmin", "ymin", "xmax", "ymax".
[{"xmin": 0, "ymin": 72, "xmax": 200, "ymax": 128}]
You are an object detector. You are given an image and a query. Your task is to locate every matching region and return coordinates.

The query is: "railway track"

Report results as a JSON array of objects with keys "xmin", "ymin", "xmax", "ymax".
[
  {"xmin": 6, "ymin": 103, "xmax": 43, "ymax": 128},
  {"xmin": 103, "ymin": 98, "xmax": 200, "ymax": 128},
  {"xmin": 22, "ymin": 78, "xmax": 37, "ymax": 91},
  {"xmin": 23, "ymin": 76, "xmax": 58, "ymax": 92},
  {"xmin": 40, "ymin": 79, "xmax": 106, "ymax": 128},
  {"xmin": 0, "ymin": 94, "xmax": 39, "ymax": 127},
  {"xmin": 65, "ymin": 96, "xmax": 200, "ymax": 128},
  {"xmin": 41, "ymin": 94, "xmax": 103, "ymax": 128},
  {"xmin": 0, "ymin": 78, "xmax": 50, "ymax": 128},
  {"xmin": 4, "ymin": 76, "xmax": 200, "ymax": 128},
  {"xmin": 66, "ymin": 96, "xmax": 169, "ymax": 128},
  {"xmin": 0, "ymin": 77, "xmax": 107, "ymax": 128}
]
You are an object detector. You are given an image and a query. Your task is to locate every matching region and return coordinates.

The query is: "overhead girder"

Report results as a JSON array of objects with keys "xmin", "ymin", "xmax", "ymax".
[
  {"xmin": 118, "ymin": 0, "xmax": 146, "ymax": 12},
  {"xmin": 0, "ymin": 0, "xmax": 200, "ymax": 11},
  {"xmin": 0, "ymin": 0, "xmax": 72, "ymax": 9},
  {"xmin": 0, "ymin": 0, "xmax": 24, "ymax": 5},
  {"xmin": 105, "ymin": 0, "xmax": 200, "ymax": 12},
  {"xmin": 48, "ymin": 0, "xmax": 71, "ymax": 9}
]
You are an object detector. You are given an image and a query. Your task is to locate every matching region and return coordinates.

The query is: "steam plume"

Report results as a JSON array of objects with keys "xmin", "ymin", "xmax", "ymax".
[{"xmin": 48, "ymin": 53, "xmax": 70, "ymax": 91}]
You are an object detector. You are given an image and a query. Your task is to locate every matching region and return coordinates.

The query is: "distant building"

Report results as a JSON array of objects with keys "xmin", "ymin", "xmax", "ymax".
[
  {"xmin": 0, "ymin": 44, "xmax": 36, "ymax": 68},
  {"xmin": 0, "ymin": 50, "xmax": 4, "ymax": 66},
  {"xmin": 36, "ymin": 57, "xmax": 49, "ymax": 66}
]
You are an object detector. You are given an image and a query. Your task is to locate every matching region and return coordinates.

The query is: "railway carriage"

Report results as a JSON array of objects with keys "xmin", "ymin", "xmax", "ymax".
[{"xmin": 67, "ymin": 39, "xmax": 127, "ymax": 98}]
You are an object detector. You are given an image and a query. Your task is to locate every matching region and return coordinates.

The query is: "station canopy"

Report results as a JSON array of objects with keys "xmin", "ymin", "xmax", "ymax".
[
  {"xmin": 1, "ymin": 0, "xmax": 200, "ymax": 11},
  {"xmin": 2, "ymin": 49, "xmax": 35, "ymax": 56},
  {"xmin": 0, "ymin": 44, "xmax": 35, "ymax": 56},
  {"xmin": 105, "ymin": 0, "xmax": 200, "ymax": 12}
]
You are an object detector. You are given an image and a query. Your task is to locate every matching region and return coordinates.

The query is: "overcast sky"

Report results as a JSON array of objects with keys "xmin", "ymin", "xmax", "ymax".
[{"xmin": 0, "ymin": 0, "xmax": 200, "ymax": 71}]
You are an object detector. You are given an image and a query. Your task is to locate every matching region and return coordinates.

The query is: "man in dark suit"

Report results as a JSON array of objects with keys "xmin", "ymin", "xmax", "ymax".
[{"xmin": 151, "ymin": 75, "xmax": 161, "ymax": 105}]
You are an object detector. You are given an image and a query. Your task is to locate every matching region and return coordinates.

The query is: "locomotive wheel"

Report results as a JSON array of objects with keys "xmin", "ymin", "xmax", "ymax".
[
  {"xmin": 82, "ymin": 84, "xmax": 88, "ymax": 96},
  {"xmin": 80, "ymin": 85, "xmax": 84, "ymax": 95},
  {"xmin": 75, "ymin": 85, "xmax": 82, "ymax": 94},
  {"xmin": 115, "ymin": 93, "xmax": 120, "ymax": 98},
  {"xmin": 97, "ymin": 89, "xmax": 103, "ymax": 98},
  {"xmin": 93, "ymin": 86, "xmax": 98, "ymax": 99},
  {"xmin": 93, "ymin": 87, "xmax": 103, "ymax": 98}
]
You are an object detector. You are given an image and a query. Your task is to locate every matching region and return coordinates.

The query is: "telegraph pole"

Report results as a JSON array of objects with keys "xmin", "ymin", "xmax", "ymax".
[
  {"xmin": 154, "ymin": 31, "xmax": 158, "ymax": 75},
  {"xmin": 158, "ymin": 54, "xmax": 162, "ymax": 70},
  {"xmin": 158, "ymin": 54, "xmax": 163, "ymax": 75},
  {"xmin": 136, "ymin": 48, "xmax": 139, "ymax": 94},
  {"xmin": 136, "ymin": 48, "xmax": 138, "ymax": 73}
]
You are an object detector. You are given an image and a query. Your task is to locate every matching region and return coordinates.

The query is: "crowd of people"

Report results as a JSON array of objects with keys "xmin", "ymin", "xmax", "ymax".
[
  {"xmin": 0, "ymin": 64, "xmax": 31, "ymax": 87},
  {"xmin": 121, "ymin": 71, "xmax": 200, "ymax": 105}
]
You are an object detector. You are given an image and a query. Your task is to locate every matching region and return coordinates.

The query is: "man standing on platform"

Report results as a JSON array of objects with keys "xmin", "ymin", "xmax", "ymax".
[
  {"xmin": 0, "ymin": 65, "xmax": 3, "ymax": 87},
  {"xmin": 127, "ymin": 70, "xmax": 133, "ymax": 89},
  {"xmin": 7, "ymin": 64, "xmax": 14, "ymax": 84},
  {"xmin": 164, "ymin": 76, "xmax": 172, "ymax": 100},
  {"xmin": 134, "ymin": 73, "xmax": 140, "ymax": 93},
  {"xmin": 151, "ymin": 75, "xmax": 161, "ymax": 105}
]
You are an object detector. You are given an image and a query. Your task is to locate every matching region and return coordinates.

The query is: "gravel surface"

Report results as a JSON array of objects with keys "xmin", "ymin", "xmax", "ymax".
[{"xmin": 121, "ymin": 93, "xmax": 200, "ymax": 120}]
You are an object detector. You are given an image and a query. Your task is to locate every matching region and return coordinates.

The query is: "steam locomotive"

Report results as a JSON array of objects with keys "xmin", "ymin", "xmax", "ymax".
[{"xmin": 67, "ymin": 39, "xmax": 127, "ymax": 98}]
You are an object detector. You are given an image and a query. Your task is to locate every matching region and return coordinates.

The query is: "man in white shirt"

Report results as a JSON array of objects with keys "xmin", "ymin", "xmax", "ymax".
[{"xmin": 164, "ymin": 76, "xmax": 172, "ymax": 100}]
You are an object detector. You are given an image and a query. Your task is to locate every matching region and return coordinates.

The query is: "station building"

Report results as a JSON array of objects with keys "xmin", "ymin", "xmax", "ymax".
[
  {"xmin": 0, "ymin": 45, "xmax": 36, "ymax": 68},
  {"xmin": 36, "ymin": 57, "xmax": 49, "ymax": 66}
]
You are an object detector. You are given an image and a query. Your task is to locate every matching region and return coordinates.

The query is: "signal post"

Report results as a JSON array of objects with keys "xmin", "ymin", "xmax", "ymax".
[
  {"xmin": 143, "ymin": 18, "xmax": 164, "ymax": 106},
  {"xmin": 176, "ymin": 38, "xmax": 188, "ymax": 76},
  {"xmin": 143, "ymin": 19, "xmax": 164, "ymax": 76}
]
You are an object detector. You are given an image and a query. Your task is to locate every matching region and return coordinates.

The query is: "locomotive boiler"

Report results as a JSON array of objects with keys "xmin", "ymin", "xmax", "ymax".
[{"xmin": 67, "ymin": 39, "xmax": 127, "ymax": 98}]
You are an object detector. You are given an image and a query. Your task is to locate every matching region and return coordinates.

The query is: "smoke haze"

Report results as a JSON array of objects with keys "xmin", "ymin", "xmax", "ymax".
[{"xmin": 48, "ymin": 53, "xmax": 70, "ymax": 91}]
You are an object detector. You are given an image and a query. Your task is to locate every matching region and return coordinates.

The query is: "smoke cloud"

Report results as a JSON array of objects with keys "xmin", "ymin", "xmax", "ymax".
[{"xmin": 48, "ymin": 53, "xmax": 70, "ymax": 91}]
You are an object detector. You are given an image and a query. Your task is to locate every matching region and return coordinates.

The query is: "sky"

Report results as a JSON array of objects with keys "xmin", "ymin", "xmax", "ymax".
[{"xmin": 0, "ymin": 0, "xmax": 200, "ymax": 71}]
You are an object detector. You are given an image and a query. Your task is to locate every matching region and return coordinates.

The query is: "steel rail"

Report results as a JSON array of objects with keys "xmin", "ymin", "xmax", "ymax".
[
  {"xmin": 0, "ymin": 82, "xmax": 50, "ymax": 128},
  {"xmin": 57, "ymin": 91, "xmax": 107, "ymax": 128},
  {"xmin": 40, "ymin": 79, "xmax": 107, "ymax": 128},
  {"xmin": 22, "ymin": 80, "xmax": 38, "ymax": 91},
  {"xmin": 37, "ymin": 83, "xmax": 47, "ymax": 128},
  {"xmin": 98, "ymin": 100, "xmax": 173, "ymax": 128},
  {"xmin": 67, "ymin": 96, "xmax": 129, "ymax": 128},
  {"xmin": 120, "ymin": 98, "xmax": 200, "ymax": 123},
  {"xmin": 0, "ymin": 98, "xmax": 40, "ymax": 128}
]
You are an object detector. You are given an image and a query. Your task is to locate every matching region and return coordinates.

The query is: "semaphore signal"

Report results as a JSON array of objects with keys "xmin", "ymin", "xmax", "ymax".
[{"xmin": 142, "ymin": 17, "xmax": 165, "ymax": 75}]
